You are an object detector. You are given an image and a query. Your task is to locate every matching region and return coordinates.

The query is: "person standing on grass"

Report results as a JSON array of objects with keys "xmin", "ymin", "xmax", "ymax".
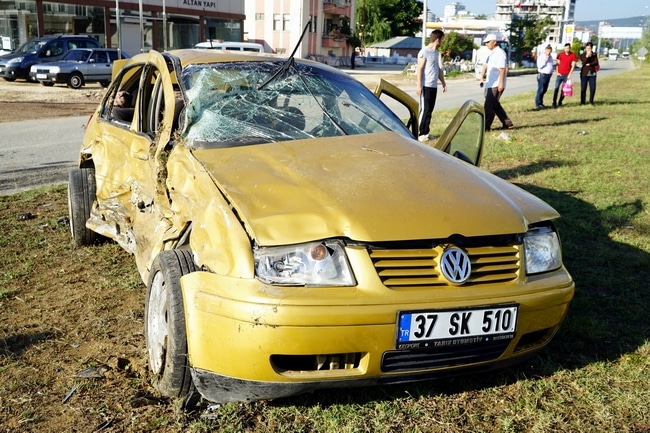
[
  {"xmin": 552, "ymin": 43, "xmax": 577, "ymax": 108},
  {"xmin": 580, "ymin": 42, "xmax": 599, "ymax": 105},
  {"xmin": 415, "ymin": 29, "xmax": 447, "ymax": 142},
  {"xmin": 479, "ymin": 34, "xmax": 514, "ymax": 132},
  {"xmin": 535, "ymin": 44, "xmax": 554, "ymax": 109}
]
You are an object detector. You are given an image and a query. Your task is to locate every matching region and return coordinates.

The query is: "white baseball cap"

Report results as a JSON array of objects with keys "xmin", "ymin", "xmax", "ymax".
[{"xmin": 483, "ymin": 34, "xmax": 497, "ymax": 43}]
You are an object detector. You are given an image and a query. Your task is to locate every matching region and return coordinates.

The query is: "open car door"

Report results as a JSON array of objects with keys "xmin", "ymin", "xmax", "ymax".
[
  {"xmin": 374, "ymin": 79, "xmax": 485, "ymax": 167},
  {"xmin": 433, "ymin": 100, "xmax": 485, "ymax": 166},
  {"xmin": 374, "ymin": 78, "xmax": 419, "ymax": 138}
]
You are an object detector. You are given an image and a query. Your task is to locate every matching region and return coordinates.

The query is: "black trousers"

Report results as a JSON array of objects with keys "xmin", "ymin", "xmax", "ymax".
[
  {"xmin": 418, "ymin": 86, "xmax": 438, "ymax": 136},
  {"xmin": 484, "ymin": 87, "xmax": 512, "ymax": 131}
]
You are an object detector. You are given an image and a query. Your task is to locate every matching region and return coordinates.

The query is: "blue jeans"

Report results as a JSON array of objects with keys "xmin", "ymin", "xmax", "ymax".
[
  {"xmin": 580, "ymin": 75, "xmax": 597, "ymax": 104},
  {"xmin": 553, "ymin": 74, "xmax": 569, "ymax": 106},
  {"xmin": 535, "ymin": 73, "xmax": 552, "ymax": 106}
]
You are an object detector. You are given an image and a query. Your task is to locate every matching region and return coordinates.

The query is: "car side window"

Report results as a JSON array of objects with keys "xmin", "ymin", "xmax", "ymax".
[
  {"xmin": 92, "ymin": 51, "xmax": 108, "ymax": 64},
  {"xmin": 102, "ymin": 64, "xmax": 143, "ymax": 125},
  {"xmin": 41, "ymin": 40, "xmax": 63, "ymax": 57}
]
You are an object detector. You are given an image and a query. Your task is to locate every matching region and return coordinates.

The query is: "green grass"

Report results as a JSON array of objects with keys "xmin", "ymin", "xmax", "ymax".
[{"xmin": 1, "ymin": 64, "xmax": 649, "ymax": 432}]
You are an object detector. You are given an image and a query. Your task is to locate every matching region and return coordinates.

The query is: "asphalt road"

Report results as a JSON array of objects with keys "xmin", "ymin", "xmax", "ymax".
[{"xmin": 0, "ymin": 59, "xmax": 634, "ymax": 196}]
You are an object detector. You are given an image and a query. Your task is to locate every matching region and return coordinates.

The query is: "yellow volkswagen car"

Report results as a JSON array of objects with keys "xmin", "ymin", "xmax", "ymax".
[{"xmin": 68, "ymin": 49, "xmax": 574, "ymax": 403}]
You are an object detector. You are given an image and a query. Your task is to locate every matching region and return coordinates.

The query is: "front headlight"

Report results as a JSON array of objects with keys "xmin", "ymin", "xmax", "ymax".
[
  {"xmin": 255, "ymin": 240, "xmax": 356, "ymax": 286},
  {"xmin": 523, "ymin": 226, "xmax": 562, "ymax": 274},
  {"xmin": 8, "ymin": 56, "xmax": 24, "ymax": 64}
]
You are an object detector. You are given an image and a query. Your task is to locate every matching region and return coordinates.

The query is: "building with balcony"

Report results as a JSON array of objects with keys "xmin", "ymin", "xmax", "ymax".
[
  {"xmin": 495, "ymin": 0, "xmax": 576, "ymax": 45},
  {"xmin": 244, "ymin": 0, "xmax": 356, "ymax": 60}
]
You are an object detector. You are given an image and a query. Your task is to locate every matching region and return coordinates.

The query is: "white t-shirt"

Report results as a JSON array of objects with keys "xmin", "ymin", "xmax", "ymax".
[{"xmin": 485, "ymin": 46, "xmax": 507, "ymax": 89}]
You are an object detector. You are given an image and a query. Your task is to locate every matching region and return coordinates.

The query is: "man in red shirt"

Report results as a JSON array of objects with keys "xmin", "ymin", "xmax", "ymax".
[{"xmin": 552, "ymin": 43, "xmax": 577, "ymax": 108}]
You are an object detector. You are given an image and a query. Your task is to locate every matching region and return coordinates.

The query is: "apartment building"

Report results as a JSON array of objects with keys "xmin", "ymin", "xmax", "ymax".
[
  {"xmin": 244, "ymin": 0, "xmax": 356, "ymax": 59},
  {"xmin": 495, "ymin": 0, "xmax": 576, "ymax": 45}
]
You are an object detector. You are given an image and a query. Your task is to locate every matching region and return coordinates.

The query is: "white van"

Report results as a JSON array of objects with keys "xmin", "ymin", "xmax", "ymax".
[{"xmin": 194, "ymin": 41, "xmax": 266, "ymax": 53}]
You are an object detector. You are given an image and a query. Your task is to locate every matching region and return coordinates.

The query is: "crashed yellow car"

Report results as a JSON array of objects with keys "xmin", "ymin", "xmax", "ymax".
[{"xmin": 68, "ymin": 49, "xmax": 574, "ymax": 403}]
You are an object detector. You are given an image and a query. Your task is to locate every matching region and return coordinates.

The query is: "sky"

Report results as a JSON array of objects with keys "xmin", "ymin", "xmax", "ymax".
[{"xmin": 427, "ymin": 0, "xmax": 650, "ymax": 22}]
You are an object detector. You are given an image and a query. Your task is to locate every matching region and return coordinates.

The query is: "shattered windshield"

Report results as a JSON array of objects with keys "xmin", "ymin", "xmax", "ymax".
[{"xmin": 180, "ymin": 61, "xmax": 412, "ymax": 148}]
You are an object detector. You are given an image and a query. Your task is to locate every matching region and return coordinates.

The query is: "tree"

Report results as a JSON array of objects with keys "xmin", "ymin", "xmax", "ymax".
[
  {"xmin": 356, "ymin": 0, "xmax": 423, "ymax": 45},
  {"xmin": 439, "ymin": 31, "xmax": 477, "ymax": 61},
  {"xmin": 506, "ymin": 15, "xmax": 553, "ymax": 65}
]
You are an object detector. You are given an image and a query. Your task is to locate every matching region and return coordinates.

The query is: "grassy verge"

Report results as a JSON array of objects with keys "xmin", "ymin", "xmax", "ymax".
[{"xmin": 1, "ymin": 65, "xmax": 649, "ymax": 432}]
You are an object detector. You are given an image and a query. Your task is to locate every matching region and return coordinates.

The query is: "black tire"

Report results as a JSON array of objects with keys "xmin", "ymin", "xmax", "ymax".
[
  {"xmin": 67, "ymin": 168, "xmax": 98, "ymax": 246},
  {"xmin": 145, "ymin": 250, "xmax": 198, "ymax": 398},
  {"xmin": 3, "ymin": 77, "xmax": 15, "ymax": 82},
  {"xmin": 99, "ymin": 81, "xmax": 110, "ymax": 88},
  {"xmin": 67, "ymin": 73, "xmax": 83, "ymax": 89},
  {"xmin": 41, "ymin": 82, "xmax": 55, "ymax": 87}
]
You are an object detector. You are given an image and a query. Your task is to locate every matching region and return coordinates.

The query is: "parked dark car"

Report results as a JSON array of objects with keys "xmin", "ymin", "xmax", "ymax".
[
  {"xmin": 29, "ymin": 48, "xmax": 128, "ymax": 89},
  {"xmin": 0, "ymin": 35, "xmax": 99, "ymax": 81}
]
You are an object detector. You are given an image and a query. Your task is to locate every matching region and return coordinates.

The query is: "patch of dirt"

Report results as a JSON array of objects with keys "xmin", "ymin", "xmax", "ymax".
[{"xmin": 0, "ymin": 80, "xmax": 103, "ymax": 123}]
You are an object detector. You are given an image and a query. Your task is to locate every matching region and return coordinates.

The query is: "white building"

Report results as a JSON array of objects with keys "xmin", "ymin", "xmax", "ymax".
[
  {"xmin": 244, "ymin": 0, "xmax": 357, "ymax": 59},
  {"xmin": 495, "ymin": 0, "xmax": 577, "ymax": 45}
]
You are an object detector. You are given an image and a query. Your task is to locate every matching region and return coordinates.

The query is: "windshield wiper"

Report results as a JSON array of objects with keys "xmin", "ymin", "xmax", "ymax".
[{"xmin": 257, "ymin": 21, "xmax": 311, "ymax": 91}]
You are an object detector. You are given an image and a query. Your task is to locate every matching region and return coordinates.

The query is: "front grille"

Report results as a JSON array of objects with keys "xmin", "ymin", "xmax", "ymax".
[
  {"xmin": 369, "ymin": 244, "xmax": 520, "ymax": 288},
  {"xmin": 381, "ymin": 339, "xmax": 511, "ymax": 372}
]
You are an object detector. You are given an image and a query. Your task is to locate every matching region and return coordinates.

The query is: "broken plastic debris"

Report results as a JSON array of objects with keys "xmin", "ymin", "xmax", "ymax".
[
  {"xmin": 18, "ymin": 212, "xmax": 35, "ymax": 221},
  {"xmin": 62, "ymin": 385, "xmax": 77, "ymax": 404},
  {"xmin": 578, "ymin": 131, "xmax": 588, "ymax": 135},
  {"xmin": 497, "ymin": 132, "xmax": 511, "ymax": 141},
  {"xmin": 76, "ymin": 366, "xmax": 108, "ymax": 378}
]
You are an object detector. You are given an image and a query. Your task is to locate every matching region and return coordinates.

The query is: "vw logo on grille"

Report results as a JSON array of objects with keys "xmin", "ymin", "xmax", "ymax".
[{"xmin": 440, "ymin": 247, "xmax": 471, "ymax": 284}]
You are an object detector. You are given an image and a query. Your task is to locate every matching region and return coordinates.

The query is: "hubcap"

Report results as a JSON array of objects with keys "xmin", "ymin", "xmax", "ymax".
[{"xmin": 147, "ymin": 271, "xmax": 168, "ymax": 375}]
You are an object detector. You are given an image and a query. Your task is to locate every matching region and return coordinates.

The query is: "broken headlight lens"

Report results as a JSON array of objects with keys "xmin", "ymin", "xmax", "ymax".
[
  {"xmin": 523, "ymin": 226, "xmax": 562, "ymax": 275},
  {"xmin": 254, "ymin": 240, "xmax": 356, "ymax": 286}
]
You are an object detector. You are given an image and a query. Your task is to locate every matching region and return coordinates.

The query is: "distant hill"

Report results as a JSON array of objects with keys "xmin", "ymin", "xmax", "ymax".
[{"xmin": 577, "ymin": 16, "xmax": 646, "ymax": 32}]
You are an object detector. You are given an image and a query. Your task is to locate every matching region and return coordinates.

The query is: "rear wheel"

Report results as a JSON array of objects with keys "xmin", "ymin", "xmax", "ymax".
[
  {"xmin": 100, "ymin": 81, "xmax": 110, "ymax": 88},
  {"xmin": 67, "ymin": 168, "xmax": 98, "ymax": 246},
  {"xmin": 3, "ymin": 77, "xmax": 15, "ymax": 82},
  {"xmin": 41, "ymin": 82, "xmax": 55, "ymax": 87},
  {"xmin": 146, "ymin": 250, "xmax": 198, "ymax": 398},
  {"xmin": 67, "ymin": 72, "xmax": 83, "ymax": 89}
]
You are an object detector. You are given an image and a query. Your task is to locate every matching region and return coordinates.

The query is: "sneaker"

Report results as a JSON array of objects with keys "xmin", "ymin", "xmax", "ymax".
[
  {"xmin": 536, "ymin": 105, "xmax": 545, "ymax": 110},
  {"xmin": 418, "ymin": 134, "xmax": 432, "ymax": 142}
]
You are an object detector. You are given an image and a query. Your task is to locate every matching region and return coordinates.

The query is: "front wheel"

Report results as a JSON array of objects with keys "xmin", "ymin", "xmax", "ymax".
[
  {"xmin": 67, "ymin": 168, "xmax": 98, "ymax": 246},
  {"xmin": 41, "ymin": 81, "xmax": 55, "ymax": 87},
  {"xmin": 145, "ymin": 250, "xmax": 198, "ymax": 398},
  {"xmin": 67, "ymin": 73, "xmax": 83, "ymax": 89}
]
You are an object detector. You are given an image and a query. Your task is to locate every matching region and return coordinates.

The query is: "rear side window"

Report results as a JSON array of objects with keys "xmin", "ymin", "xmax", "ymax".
[{"xmin": 75, "ymin": 39, "xmax": 100, "ymax": 49}]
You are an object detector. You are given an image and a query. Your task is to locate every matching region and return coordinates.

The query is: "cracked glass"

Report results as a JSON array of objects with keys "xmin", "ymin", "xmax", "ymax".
[{"xmin": 178, "ymin": 61, "xmax": 413, "ymax": 148}]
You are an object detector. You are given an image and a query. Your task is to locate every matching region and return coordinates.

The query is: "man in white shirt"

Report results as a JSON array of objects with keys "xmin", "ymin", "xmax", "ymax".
[
  {"xmin": 479, "ymin": 34, "xmax": 514, "ymax": 132},
  {"xmin": 415, "ymin": 29, "xmax": 448, "ymax": 142},
  {"xmin": 536, "ymin": 44, "xmax": 554, "ymax": 109}
]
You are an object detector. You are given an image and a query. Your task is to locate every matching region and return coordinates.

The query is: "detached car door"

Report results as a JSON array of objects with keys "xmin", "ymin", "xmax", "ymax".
[{"xmin": 374, "ymin": 78, "xmax": 484, "ymax": 166}]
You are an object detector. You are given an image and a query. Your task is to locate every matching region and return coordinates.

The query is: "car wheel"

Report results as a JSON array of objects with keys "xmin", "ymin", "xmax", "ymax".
[
  {"xmin": 3, "ymin": 77, "xmax": 15, "ymax": 82},
  {"xmin": 67, "ymin": 168, "xmax": 99, "ymax": 246},
  {"xmin": 67, "ymin": 73, "xmax": 84, "ymax": 89},
  {"xmin": 41, "ymin": 82, "xmax": 55, "ymax": 87},
  {"xmin": 146, "ymin": 249, "xmax": 198, "ymax": 398},
  {"xmin": 99, "ymin": 81, "xmax": 110, "ymax": 88}
]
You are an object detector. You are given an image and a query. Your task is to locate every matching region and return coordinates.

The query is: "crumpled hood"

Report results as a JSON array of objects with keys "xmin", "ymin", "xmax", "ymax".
[{"xmin": 191, "ymin": 132, "xmax": 559, "ymax": 245}]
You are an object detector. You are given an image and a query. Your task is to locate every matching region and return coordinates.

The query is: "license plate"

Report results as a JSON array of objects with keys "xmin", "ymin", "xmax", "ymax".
[
  {"xmin": 396, "ymin": 305, "xmax": 518, "ymax": 349},
  {"xmin": 36, "ymin": 74, "xmax": 47, "ymax": 80}
]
